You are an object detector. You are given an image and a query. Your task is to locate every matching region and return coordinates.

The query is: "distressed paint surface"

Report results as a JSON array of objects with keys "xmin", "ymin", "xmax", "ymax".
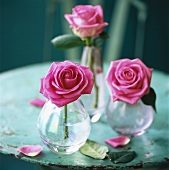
[{"xmin": 0, "ymin": 63, "xmax": 169, "ymax": 169}]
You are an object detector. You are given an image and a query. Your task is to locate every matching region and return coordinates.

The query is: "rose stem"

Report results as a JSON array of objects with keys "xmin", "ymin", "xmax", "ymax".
[
  {"xmin": 64, "ymin": 104, "xmax": 68, "ymax": 139},
  {"xmin": 85, "ymin": 38, "xmax": 99, "ymax": 108}
]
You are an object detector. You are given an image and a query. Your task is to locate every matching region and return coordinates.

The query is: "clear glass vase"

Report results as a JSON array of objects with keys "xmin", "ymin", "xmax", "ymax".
[
  {"xmin": 37, "ymin": 99, "xmax": 91, "ymax": 154},
  {"xmin": 80, "ymin": 46, "xmax": 105, "ymax": 122},
  {"xmin": 106, "ymin": 97, "xmax": 154, "ymax": 136}
]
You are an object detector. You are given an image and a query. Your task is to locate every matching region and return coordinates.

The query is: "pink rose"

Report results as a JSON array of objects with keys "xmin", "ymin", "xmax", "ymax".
[
  {"xmin": 64, "ymin": 5, "xmax": 108, "ymax": 38},
  {"xmin": 105, "ymin": 58, "xmax": 153, "ymax": 104},
  {"xmin": 40, "ymin": 61, "xmax": 94, "ymax": 107}
]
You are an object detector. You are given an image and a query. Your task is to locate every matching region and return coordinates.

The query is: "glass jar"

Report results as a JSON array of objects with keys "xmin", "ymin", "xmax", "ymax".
[
  {"xmin": 106, "ymin": 98, "xmax": 154, "ymax": 136},
  {"xmin": 80, "ymin": 46, "xmax": 105, "ymax": 122},
  {"xmin": 37, "ymin": 99, "xmax": 91, "ymax": 154}
]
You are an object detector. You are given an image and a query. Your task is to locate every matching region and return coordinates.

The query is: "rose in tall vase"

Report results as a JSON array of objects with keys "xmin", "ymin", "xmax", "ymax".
[
  {"xmin": 38, "ymin": 61, "xmax": 94, "ymax": 154},
  {"xmin": 64, "ymin": 5, "xmax": 108, "ymax": 122}
]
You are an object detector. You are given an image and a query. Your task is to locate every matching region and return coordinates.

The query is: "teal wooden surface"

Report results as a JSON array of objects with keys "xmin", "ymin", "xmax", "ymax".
[{"xmin": 0, "ymin": 63, "xmax": 169, "ymax": 169}]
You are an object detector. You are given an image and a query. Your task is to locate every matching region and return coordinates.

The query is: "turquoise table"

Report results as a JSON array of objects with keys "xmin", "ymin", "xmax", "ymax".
[{"xmin": 0, "ymin": 63, "xmax": 169, "ymax": 169}]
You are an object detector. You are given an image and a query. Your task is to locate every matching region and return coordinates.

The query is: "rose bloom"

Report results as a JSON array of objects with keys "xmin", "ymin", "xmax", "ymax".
[
  {"xmin": 40, "ymin": 61, "xmax": 94, "ymax": 107},
  {"xmin": 64, "ymin": 5, "xmax": 108, "ymax": 38},
  {"xmin": 105, "ymin": 58, "xmax": 153, "ymax": 104}
]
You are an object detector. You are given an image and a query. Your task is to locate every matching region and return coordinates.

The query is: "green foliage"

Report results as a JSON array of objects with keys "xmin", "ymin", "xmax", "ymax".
[
  {"xmin": 141, "ymin": 87, "xmax": 157, "ymax": 112},
  {"xmin": 108, "ymin": 151, "xmax": 136, "ymax": 163},
  {"xmin": 80, "ymin": 140, "xmax": 137, "ymax": 163},
  {"xmin": 51, "ymin": 34, "xmax": 85, "ymax": 49},
  {"xmin": 80, "ymin": 140, "xmax": 109, "ymax": 159},
  {"xmin": 51, "ymin": 32, "xmax": 109, "ymax": 49},
  {"xmin": 94, "ymin": 32, "xmax": 109, "ymax": 47}
]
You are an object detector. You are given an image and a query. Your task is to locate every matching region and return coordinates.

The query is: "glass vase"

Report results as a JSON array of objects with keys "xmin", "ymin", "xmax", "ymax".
[
  {"xmin": 80, "ymin": 46, "xmax": 105, "ymax": 122},
  {"xmin": 37, "ymin": 99, "xmax": 91, "ymax": 154},
  {"xmin": 106, "ymin": 97, "xmax": 154, "ymax": 136}
]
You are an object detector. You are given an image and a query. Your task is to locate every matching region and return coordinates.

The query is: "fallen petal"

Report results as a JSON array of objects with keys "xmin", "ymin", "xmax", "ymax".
[
  {"xmin": 16, "ymin": 145, "xmax": 43, "ymax": 157},
  {"xmin": 105, "ymin": 136, "xmax": 130, "ymax": 148},
  {"xmin": 29, "ymin": 98, "xmax": 46, "ymax": 107},
  {"xmin": 145, "ymin": 152, "xmax": 153, "ymax": 158},
  {"xmin": 145, "ymin": 153, "xmax": 150, "ymax": 158}
]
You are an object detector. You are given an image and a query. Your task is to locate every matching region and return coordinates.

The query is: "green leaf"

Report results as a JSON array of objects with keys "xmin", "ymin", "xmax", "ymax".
[
  {"xmin": 79, "ymin": 140, "xmax": 109, "ymax": 159},
  {"xmin": 51, "ymin": 34, "xmax": 85, "ymax": 49},
  {"xmin": 99, "ymin": 31, "xmax": 109, "ymax": 39},
  {"xmin": 109, "ymin": 151, "xmax": 136, "ymax": 163},
  {"xmin": 141, "ymin": 87, "xmax": 157, "ymax": 112},
  {"xmin": 93, "ymin": 31, "xmax": 109, "ymax": 47}
]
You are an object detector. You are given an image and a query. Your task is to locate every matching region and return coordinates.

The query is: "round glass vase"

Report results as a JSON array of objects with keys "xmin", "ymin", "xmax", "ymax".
[
  {"xmin": 37, "ymin": 99, "xmax": 91, "ymax": 154},
  {"xmin": 80, "ymin": 46, "xmax": 105, "ymax": 122},
  {"xmin": 106, "ymin": 98, "xmax": 154, "ymax": 136}
]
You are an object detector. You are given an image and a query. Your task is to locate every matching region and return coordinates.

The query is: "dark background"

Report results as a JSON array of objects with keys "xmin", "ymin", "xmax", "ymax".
[{"xmin": 0, "ymin": 0, "xmax": 168, "ymax": 73}]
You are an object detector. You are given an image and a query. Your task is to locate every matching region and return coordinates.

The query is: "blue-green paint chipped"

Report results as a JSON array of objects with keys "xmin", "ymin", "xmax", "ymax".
[{"xmin": 0, "ymin": 63, "xmax": 169, "ymax": 169}]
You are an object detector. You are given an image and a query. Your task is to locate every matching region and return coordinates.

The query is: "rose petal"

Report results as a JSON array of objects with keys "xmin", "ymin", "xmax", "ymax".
[
  {"xmin": 105, "ymin": 136, "xmax": 130, "ymax": 148},
  {"xmin": 16, "ymin": 145, "xmax": 43, "ymax": 157},
  {"xmin": 29, "ymin": 98, "xmax": 46, "ymax": 107}
]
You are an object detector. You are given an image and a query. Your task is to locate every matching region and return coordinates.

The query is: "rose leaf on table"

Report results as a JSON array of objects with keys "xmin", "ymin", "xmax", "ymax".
[
  {"xmin": 105, "ymin": 136, "xmax": 130, "ymax": 148},
  {"xmin": 108, "ymin": 151, "xmax": 136, "ymax": 163},
  {"xmin": 16, "ymin": 145, "xmax": 43, "ymax": 157},
  {"xmin": 80, "ymin": 139, "xmax": 109, "ymax": 159},
  {"xmin": 29, "ymin": 98, "xmax": 46, "ymax": 108},
  {"xmin": 80, "ymin": 140, "xmax": 136, "ymax": 163}
]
